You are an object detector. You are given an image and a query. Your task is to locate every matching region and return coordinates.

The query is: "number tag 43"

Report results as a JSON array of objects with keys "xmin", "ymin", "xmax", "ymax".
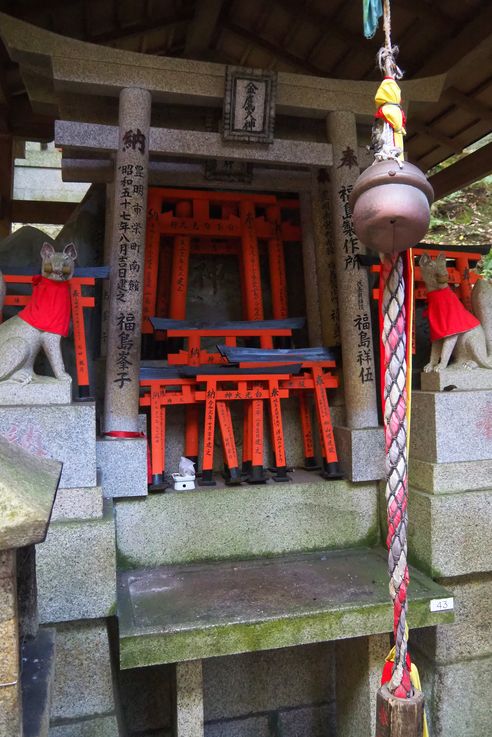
[{"xmin": 430, "ymin": 597, "xmax": 454, "ymax": 612}]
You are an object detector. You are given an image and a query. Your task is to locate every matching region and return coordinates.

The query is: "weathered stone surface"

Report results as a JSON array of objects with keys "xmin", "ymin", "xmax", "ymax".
[
  {"xmin": 118, "ymin": 548, "xmax": 452, "ymax": 668},
  {"xmin": 49, "ymin": 620, "xmax": 114, "ymax": 721},
  {"xmin": 36, "ymin": 502, "xmax": 116, "ymax": 623},
  {"xmin": 49, "ymin": 714, "xmax": 119, "ymax": 737},
  {"xmin": 203, "ymin": 643, "xmax": 334, "ymax": 720},
  {"xmin": 0, "ymin": 436, "xmax": 61, "ymax": 550},
  {"xmin": 411, "ymin": 574, "xmax": 492, "ymax": 663},
  {"xmin": 96, "ymin": 437, "xmax": 148, "ymax": 498},
  {"xmin": 176, "ymin": 661, "xmax": 204, "ymax": 737},
  {"xmin": 421, "ymin": 367, "xmax": 492, "ymax": 392},
  {"xmin": 51, "ymin": 485, "xmax": 103, "ymax": 521},
  {"xmin": 336, "ymin": 634, "xmax": 390, "ymax": 737},
  {"xmin": 410, "ymin": 390, "xmax": 492, "ymax": 463},
  {"xmin": 0, "ymin": 376, "xmax": 72, "ymax": 405},
  {"xmin": 0, "ymin": 684, "xmax": 21, "ymax": 737},
  {"xmin": 417, "ymin": 651, "xmax": 492, "ymax": 737},
  {"xmin": 21, "ymin": 628, "xmax": 56, "ymax": 737},
  {"xmin": 116, "ymin": 477, "xmax": 379, "ymax": 567},
  {"xmin": 333, "ymin": 426, "xmax": 385, "ymax": 482},
  {"xmin": 277, "ymin": 704, "xmax": 336, "ymax": 737},
  {"xmin": 408, "ymin": 486, "xmax": 492, "ymax": 577},
  {"xmin": 205, "ymin": 715, "xmax": 270, "ymax": 737},
  {"xmin": 0, "ymin": 403, "xmax": 96, "ymax": 488},
  {"xmin": 409, "ymin": 457, "xmax": 492, "ymax": 493}
]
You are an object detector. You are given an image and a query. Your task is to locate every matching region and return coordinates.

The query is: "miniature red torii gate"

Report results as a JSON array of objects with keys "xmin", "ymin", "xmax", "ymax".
[{"xmin": 143, "ymin": 188, "xmax": 302, "ymax": 332}]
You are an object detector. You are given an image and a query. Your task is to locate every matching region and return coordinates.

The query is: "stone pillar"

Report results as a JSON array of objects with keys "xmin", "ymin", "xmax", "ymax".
[
  {"xmin": 175, "ymin": 660, "xmax": 204, "ymax": 737},
  {"xmin": 327, "ymin": 111, "xmax": 384, "ymax": 482},
  {"xmin": 336, "ymin": 633, "xmax": 390, "ymax": 737},
  {"xmin": 103, "ymin": 87, "xmax": 151, "ymax": 434},
  {"xmin": 327, "ymin": 111, "xmax": 378, "ymax": 428},
  {"xmin": 299, "ymin": 191, "xmax": 323, "ymax": 346},
  {"xmin": 0, "ymin": 550, "xmax": 21, "ymax": 737}
]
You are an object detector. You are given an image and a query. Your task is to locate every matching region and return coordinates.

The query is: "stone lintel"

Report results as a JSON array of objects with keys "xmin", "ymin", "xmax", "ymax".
[
  {"xmin": 333, "ymin": 426, "xmax": 385, "ymax": 482},
  {"xmin": 55, "ymin": 120, "xmax": 333, "ymax": 167},
  {"xmin": 0, "ymin": 13, "xmax": 446, "ymax": 117},
  {"xmin": 421, "ymin": 367, "xmax": 492, "ymax": 392}
]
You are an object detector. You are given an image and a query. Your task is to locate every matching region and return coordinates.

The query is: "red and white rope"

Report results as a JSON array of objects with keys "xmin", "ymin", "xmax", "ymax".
[{"xmin": 381, "ymin": 253, "xmax": 412, "ymax": 698}]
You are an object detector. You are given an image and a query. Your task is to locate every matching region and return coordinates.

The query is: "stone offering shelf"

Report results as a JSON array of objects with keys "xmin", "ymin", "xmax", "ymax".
[
  {"xmin": 1, "ymin": 267, "xmax": 109, "ymax": 398},
  {"xmin": 117, "ymin": 547, "xmax": 453, "ymax": 669}
]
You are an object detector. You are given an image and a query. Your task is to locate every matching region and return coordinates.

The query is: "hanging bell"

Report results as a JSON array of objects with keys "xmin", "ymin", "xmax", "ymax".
[{"xmin": 349, "ymin": 160, "xmax": 434, "ymax": 254}]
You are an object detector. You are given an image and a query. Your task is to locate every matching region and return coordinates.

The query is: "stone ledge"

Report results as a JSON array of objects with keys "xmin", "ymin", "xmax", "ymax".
[
  {"xmin": 51, "ymin": 486, "xmax": 103, "ymax": 521},
  {"xmin": 409, "ymin": 457, "xmax": 492, "ymax": 493},
  {"xmin": 421, "ymin": 367, "xmax": 492, "ymax": 392},
  {"xmin": 0, "ymin": 376, "xmax": 72, "ymax": 406},
  {"xmin": 117, "ymin": 547, "xmax": 453, "ymax": 668}
]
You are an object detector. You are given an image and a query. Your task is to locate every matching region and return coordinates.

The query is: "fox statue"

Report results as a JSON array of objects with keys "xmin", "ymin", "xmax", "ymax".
[
  {"xmin": 420, "ymin": 252, "xmax": 492, "ymax": 372},
  {"xmin": 0, "ymin": 242, "xmax": 77, "ymax": 385}
]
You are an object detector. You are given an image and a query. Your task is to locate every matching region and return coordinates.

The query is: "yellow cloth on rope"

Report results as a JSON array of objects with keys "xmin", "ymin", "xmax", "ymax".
[
  {"xmin": 374, "ymin": 77, "xmax": 406, "ymax": 158},
  {"xmin": 383, "ymin": 624, "xmax": 429, "ymax": 737}
]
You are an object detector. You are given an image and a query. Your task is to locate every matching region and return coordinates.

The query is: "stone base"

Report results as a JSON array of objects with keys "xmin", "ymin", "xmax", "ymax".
[
  {"xmin": 0, "ymin": 403, "xmax": 96, "ymax": 488},
  {"xmin": 408, "ymin": 485, "xmax": 492, "ymax": 578},
  {"xmin": 410, "ymin": 389, "xmax": 492, "ymax": 463},
  {"xmin": 0, "ymin": 376, "xmax": 72, "ymax": 406},
  {"xmin": 47, "ymin": 620, "xmax": 115, "ymax": 722},
  {"xmin": 51, "ymin": 485, "xmax": 103, "ymax": 521},
  {"xmin": 421, "ymin": 367, "xmax": 492, "ymax": 392},
  {"xmin": 333, "ymin": 426, "xmax": 385, "ymax": 482},
  {"xmin": 97, "ymin": 436, "xmax": 148, "ymax": 498},
  {"xmin": 36, "ymin": 501, "xmax": 116, "ymax": 623},
  {"xmin": 409, "ymin": 457, "xmax": 492, "ymax": 493}
]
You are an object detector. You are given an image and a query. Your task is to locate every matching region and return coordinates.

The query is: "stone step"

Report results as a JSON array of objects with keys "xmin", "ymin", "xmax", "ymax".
[
  {"xmin": 22, "ymin": 628, "xmax": 56, "ymax": 737},
  {"xmin": 117, "ymin": 547, "xmax": 453, "ymax": 668},
  {"xmin": 115, "ymin": 474, "xmax": 379, "ymax": 568}
]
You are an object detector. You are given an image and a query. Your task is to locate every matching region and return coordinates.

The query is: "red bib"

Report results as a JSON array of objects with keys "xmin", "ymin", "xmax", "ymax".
[
  {"xmin": 424, "ymin": 286, "xmax": 480, "ymax": 342},
  {"xmin": 18, "ymin": 276, "xmax": 71, "ymax": 337}
]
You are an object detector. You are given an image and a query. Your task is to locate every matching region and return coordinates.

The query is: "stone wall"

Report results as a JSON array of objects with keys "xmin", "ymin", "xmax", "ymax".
[
  {"xmin": 406, "ymin": 388, "xmax": 492, "ymax": 737},
  {"xmin": 116, "ymin": 644, "xmax": 336, "ymax": 737}
]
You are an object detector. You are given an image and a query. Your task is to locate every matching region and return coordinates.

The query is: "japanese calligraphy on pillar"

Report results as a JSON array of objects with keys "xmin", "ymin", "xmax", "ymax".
[
  {"xmin": 223, "ymin": 67, "xmax": 277, "ymax": 143},
  {"xmin": 317, "ymin": 169, "xmax": 340, "ymax": 343},
  {"xmin": 113, "ymin": 127, "xmax": 147, "ymax": 388},
  {"xmin": 338, "ymin": 183, "xmax": 360, "ymax": 272},
  {"xmin": 354, "ymin": 312, "xmax": 374, "ymax": 384}
]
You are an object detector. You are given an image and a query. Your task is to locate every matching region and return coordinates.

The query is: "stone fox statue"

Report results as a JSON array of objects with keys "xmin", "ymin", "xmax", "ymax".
[
  {"xmin": 0, "ymin": 242, "xmax": 77, "ymax": 384},
  {"xmin": 420, "ymin": 252, "xmax": 492, "ymax": 372}
]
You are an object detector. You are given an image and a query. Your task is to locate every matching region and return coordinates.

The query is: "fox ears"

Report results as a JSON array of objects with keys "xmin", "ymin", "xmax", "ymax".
[
  {"xmin": 39, "ymin": 242, "xmax": 77, "ymax": 261},
  {"xmin": 419, "ymin": 252, "xmax": 447, "ymax": 267},
  {"xmin": 63, "ymin": 242, "xmax": 77, "ymax": 261}
]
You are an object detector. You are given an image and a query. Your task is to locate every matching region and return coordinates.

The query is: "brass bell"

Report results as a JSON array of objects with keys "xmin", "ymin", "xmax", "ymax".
[{"xmin": 349, "ymin": 160, "xmax": 434, "ymax": 254}]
